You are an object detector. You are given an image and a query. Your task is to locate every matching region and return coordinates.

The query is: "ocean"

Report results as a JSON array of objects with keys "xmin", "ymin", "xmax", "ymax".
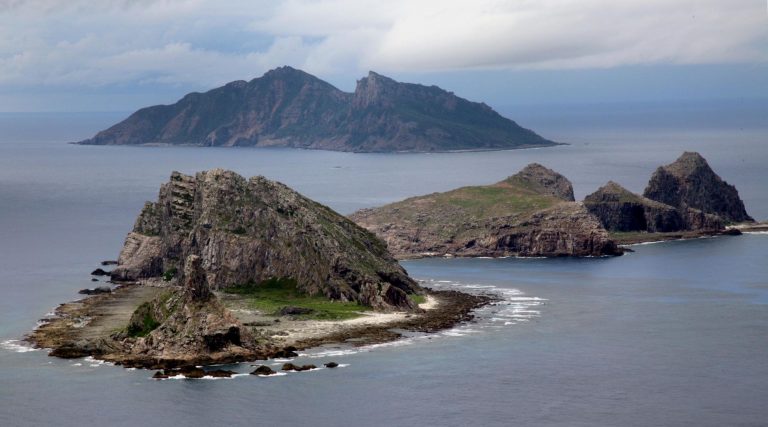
[{"xmin": 0, "ymin": 108, "xmax": 766, "ymax": 426}]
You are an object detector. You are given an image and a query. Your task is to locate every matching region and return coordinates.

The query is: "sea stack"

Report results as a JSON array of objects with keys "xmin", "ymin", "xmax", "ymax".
[{"xmin": 643, "ymin": 152, "xmax": 753, "ymax": 224}]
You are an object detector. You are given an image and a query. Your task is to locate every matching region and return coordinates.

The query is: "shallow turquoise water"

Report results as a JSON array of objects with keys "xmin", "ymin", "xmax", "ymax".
[{"xmin": 0, "ymin": 112, "xmax": 766, "ymax": 426}]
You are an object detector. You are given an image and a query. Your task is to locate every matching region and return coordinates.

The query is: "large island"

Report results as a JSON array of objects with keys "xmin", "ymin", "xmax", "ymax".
[{"xmin": 76, "ymin": 66, "xmax": 558, "ymax": 153}]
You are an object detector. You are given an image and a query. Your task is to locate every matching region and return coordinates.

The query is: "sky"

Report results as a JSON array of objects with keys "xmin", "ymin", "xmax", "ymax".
[{"xmin": 0, "ymin": 0, "xmax": 766, "ymax": 112}]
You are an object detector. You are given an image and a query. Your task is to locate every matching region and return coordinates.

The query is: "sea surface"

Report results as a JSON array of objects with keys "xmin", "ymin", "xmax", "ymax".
[{"xmin": 0, "ymin": 109, "xmax": 766, "ymax": 426}]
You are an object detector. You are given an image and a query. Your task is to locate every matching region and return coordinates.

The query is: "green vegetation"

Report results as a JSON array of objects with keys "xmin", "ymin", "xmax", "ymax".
[
  {"xmin": 409, "ymin": 294, "xmax": 427, "ymax": 305},
  {"xmin": 162, "ymin": 267, "xmax": 177, "ymax": 281},
  {"xmin": 126, "ymin": 302, "xmax": 161, "ymax": 337},
  {"xmin": 224, "ymin": 277, "xmax": 372, "ymax": 320}
]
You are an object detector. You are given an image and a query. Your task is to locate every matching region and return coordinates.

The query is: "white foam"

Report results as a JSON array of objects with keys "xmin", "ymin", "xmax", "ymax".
[
  {"xmin": 302, "ymin": 348, "xmax": 359, "ymax": 358},
  {"xmin": 743, "ymin": 231, "xmax": 768, "ymax": 235},
  {"xmin": 1, "ymin": 339, "xmax": 39, "ymax": 353},
  {"xmin": 255, "ymin": 372, "xmax": 287, "ymax": 377}
]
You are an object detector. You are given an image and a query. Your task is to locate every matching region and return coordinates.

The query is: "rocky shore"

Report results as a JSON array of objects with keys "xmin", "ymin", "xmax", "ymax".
[
  {"xmin": 28, "ymin": 277, "xmax": 489, "ymax": 369},
  {"xmin": 28, "ymin": 170, "xmax": 490, "ymax": 369}
]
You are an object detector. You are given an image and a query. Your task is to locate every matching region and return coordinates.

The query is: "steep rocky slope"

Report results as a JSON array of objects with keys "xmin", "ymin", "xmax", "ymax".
[
  {"xmin": 584, "ymin": 181, "xmax": 686, "ymax": 232},
  {"xmin": 112, "ymin": 169, "xmax": 421, "ymax": 311},
  {"xmin": 643, "ymin": 152, "xmax": 753, "ymax": 223},
  {"xmin": 77, "ymin": 66, "xmax": 557, "ymax": 152},
  {"xmin": 350, "ymin": 164, "xmax": 620, "ymax": 258}
]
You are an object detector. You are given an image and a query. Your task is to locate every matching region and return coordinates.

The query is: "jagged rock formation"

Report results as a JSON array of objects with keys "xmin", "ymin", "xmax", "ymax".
[
  {"xmin": 77, "ymin": 66, "xmax": 558, "ymax": 152},
  {"xmin": 350, "ymin": 164, "xmax": 620, "ymax": 258},
  {"xmin": 643, "ymin": 152, "xmax": 753, "ymax": 224},
  {"xmin": 111, "ymin": 169, "xmax": 421, "ymax": 311},
  {"xmin": 112, "ymin": 255, "xmax": 255, "ymax": 365},
  {"xmin": 584, "ymin": 152, "xmax": 752, "ymax": 235},
  {"xmin": 584, "ymin": 181, "xmax": 685, "ymax": 232}
]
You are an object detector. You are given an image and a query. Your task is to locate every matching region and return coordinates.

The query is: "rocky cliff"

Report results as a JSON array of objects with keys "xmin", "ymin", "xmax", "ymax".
[
  {"xmin": 643, "ymin": 152, "xmax": 753, "ymax": 224},
  {"xmin": 350, "ymin": 164, "xmax": 620, "ymax": 258},
  {"xmin": 109, "ymin": 255, "xmax": 257, "ymax": 365},
  {"xmin": 584, "ymin": 181, "xmax": 686, "ymax": 232},
  {"xmin": 112, "ymin": 169, "xmax": 421, "ymax": 311},
  {"xmin": 77, "ymin": 66, "xmax": 558, "ymax": 152}
]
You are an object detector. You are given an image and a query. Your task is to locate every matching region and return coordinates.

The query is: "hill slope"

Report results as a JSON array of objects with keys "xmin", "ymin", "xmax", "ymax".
[
  {"xmin": 78, "ymin": 66, "xmax": 558, "ymax": 152},
  {"xmin": 350, "ymin": 164, "xmax": 619, "ymax": 258},
  {"xmin": 112, "ymin": 169, "xmax": 422, "ymax": 311}
]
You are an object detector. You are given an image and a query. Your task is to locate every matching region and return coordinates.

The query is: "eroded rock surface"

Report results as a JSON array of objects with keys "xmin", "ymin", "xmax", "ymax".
[
  {"xmin": 643, "ymin": 152, "xmax": 752, "ymax": 224},
  {"xmin": 351, "ymin": 164, "xmax": 620, "ymax": 258},
  {"xmin": 111, "ymin": 169, "xmax": 421, "ymax": 311}
]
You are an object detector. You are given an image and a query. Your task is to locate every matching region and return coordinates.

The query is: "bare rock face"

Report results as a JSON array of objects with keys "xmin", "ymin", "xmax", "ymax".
[
  {"xmin": 350, "ymin": 164, "xmax": 620, "ymax": 258},
  {"xmin": 507, "ymin": 163, "xmax": 575, "ymax": 201},
  {"xmin": 643, "ymin": 152, "xmax": 753, "ymax": 224},
  {"xmin": 111, "ymin": 170, "xmax": 421, "ymax": 311},
  {"xmin": 584, "ymin": 181, "xmax": 685, "ymax": 232},
  {"xmin": 77, "ymin": 66, "xmax": 558, "ymax": 153},
  {"xmin": 115, "ymin": 255, "xmax": 253, "ymax": 364}
]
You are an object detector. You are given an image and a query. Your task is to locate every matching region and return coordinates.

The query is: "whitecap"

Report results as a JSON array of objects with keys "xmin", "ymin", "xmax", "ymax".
[{"xmin": 1, "ymin": 339, "xmax": 39, "ymax": 353}]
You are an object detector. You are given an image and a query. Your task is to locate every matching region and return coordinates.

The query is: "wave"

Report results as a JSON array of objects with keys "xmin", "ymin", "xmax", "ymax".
[{"xmin": 1, "ymin": 339, "xmax": 39, "ymax": 353}]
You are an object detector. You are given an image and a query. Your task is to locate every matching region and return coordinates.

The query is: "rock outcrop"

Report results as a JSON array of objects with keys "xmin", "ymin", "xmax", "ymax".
[
  {"xmin": 77, "ymin": 66, "xmax": 558, "ymax": 153},
  {"xmin": 584, "ymin": 181, "xmax": 686, "ymax": 232},
  {"xmin": 643, "ymin": 152, "xmax": 753, "ymax": 224},
  {"xmin": 350, "ymin": 164, "xmax": 621, "ymax": 258},
  {"xmin": 112, "ymin": 169, "xmax": 421, "ymax": 311},
  {"xmin": 111, "ymin": 255, "xmax": 256, "ymax": 365},
  {"xmin": 508, "ymin": 163, "xmax": 575, "ymax": 201},
  {"xmin": 585, "ymin": 152, "xmax": 751, "ymax": 235}
]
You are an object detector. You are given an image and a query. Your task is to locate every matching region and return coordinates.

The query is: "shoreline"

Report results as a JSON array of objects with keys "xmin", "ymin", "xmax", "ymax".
[{"xmin": 26, "ymin": 284, "xmax": 491, "ymax": 370}]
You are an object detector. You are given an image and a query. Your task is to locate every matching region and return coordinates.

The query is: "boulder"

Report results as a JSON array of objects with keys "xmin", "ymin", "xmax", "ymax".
[
  {"xmin": 251, "ymin": 365, "xmax": 277, "ymax": 376},
  {"xmin": 324, "ymin": 362, "xmax": 339, "ymax": 368},
  {"xmin": 90, "ymin": 268, "xmax": 111, "ymax": 276}
]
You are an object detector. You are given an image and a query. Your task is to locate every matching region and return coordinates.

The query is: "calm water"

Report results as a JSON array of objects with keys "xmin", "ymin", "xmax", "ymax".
[{"xmin": 0, "ymin": 111, "xmax": 766, "ymax": 426}]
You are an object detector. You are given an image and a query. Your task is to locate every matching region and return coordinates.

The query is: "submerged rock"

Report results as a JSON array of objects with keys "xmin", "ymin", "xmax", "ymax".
[
  {"xmin": 111, "ymin": 169, "xmax": 422, "ymax": 311},
  {"xmin": 78, "ymin": 286, "xmax": 112, "ymax": 295},
  {"xmin": 324, "ymin": 362, "xmax": 339, "ymax": 368}
]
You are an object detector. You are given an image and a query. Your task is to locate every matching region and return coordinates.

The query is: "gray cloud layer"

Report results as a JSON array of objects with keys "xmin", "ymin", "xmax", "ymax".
[{"xmin": 0, "ymin": 0, "xmax": 766, "ymax": 88}]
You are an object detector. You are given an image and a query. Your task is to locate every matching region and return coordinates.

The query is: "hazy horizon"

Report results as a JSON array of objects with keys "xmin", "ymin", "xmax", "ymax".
[{"xmin": 0, "ymin": 1, "xmax": 766, "ymax": 112}]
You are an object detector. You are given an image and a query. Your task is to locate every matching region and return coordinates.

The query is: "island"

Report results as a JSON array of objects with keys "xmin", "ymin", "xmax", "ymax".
[
  {"xmin": 29, "ymin": 170, "xmax": 487, "ymax": 372},
  {"xmin": 76, "ymin": 66, "xmax": 559, "ymax": 153},
  {"xmin": 350, "ymin": 152, "xmax": 753, "ymax": 258}
]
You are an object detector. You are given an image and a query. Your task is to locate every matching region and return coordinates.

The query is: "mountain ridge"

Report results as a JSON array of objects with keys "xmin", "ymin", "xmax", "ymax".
[{"xmin": 77, "ymin": 66, "xmax": 559, "ymax": 153}]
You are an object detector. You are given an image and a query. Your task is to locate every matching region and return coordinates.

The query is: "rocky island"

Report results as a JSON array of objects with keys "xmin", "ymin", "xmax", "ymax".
[
  {"xmin": 76, "ymin": 66, "xmax": 558, "ymax": 153},
  {"xmin": 350, "ymin": 153, "xmax": 753, "ymax": 258},
  {"xmin": 350, "ymin": 163, "xmax": 622, "ymax": 258},
  {"xmin": 29, "ymin": 170, "xmax": 487, "ymax": 369},
  {"xmin": 585, "ymin": 152, "xmax": 753, "ymax": 243}
]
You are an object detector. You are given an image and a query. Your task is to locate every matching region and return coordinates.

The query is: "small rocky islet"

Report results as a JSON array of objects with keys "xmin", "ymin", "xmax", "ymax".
[{"xmin": 28, "ymin": 152, "xmax": 754, "ymax": 374}]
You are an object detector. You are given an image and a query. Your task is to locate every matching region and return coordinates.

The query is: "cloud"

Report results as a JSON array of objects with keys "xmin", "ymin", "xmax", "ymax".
[{"xmin": 0, "ymin": 0, "xmax": 765, "ymax": 89}]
